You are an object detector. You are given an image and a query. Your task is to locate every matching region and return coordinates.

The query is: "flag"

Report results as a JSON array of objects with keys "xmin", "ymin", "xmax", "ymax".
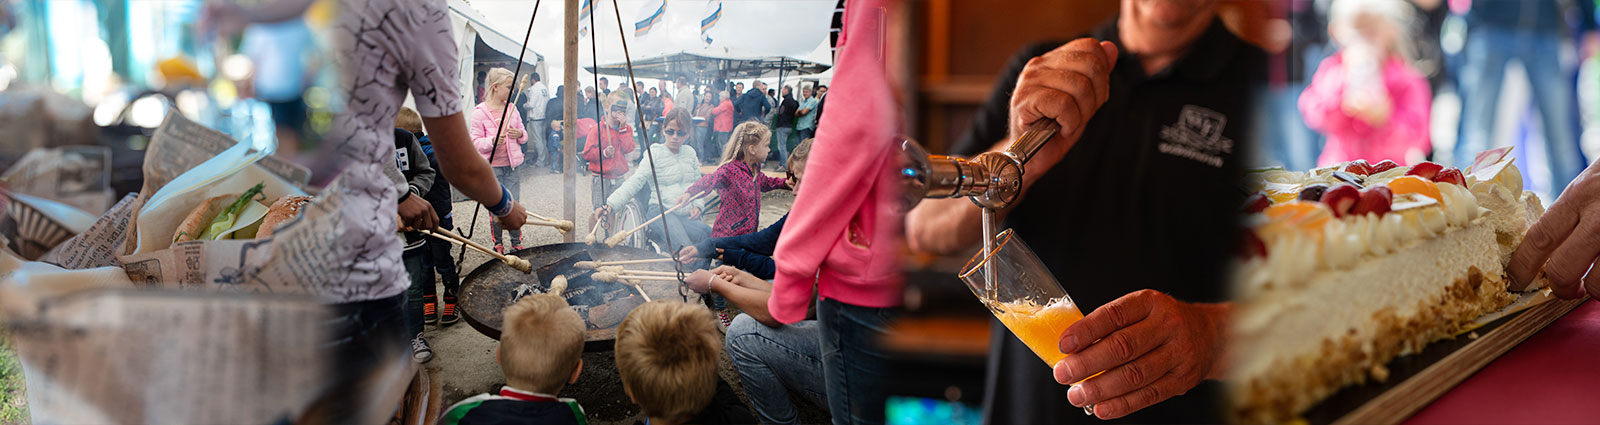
[
  {"xmin": 634, "ymin": 0, "xmax": 666, "ymax": 38},
  {"xmin": 578, "ymin": 0, "xmax": 593, "ymax": 38},
  {"xmin": 700, "ymin": 0, "xmax": 721, "ymax": 45}
]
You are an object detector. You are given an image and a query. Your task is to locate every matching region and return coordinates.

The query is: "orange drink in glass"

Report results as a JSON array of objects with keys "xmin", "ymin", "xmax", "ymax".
[{"xmin": 961, "ymin": 229, "xmax": 1097, "ymax": 415}]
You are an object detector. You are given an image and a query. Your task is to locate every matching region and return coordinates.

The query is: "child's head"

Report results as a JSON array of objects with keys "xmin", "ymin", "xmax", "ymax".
[
  {"xmin": 604, "ymin": 92, "xmax": 634, "ymax": 127},
  {"xmin": 786, "ymin": 138, "xmax": 814, "ymax": 194},
  {"xmin": 614, "ymin": 300, "xmax": 721, "ymax": 423},
  {"xmin": 662, "ymin": 107, "xmax": 694, "ymax": 150},
  {"xmin": 498, "ymin": 293, "xmax": 586, "ymax": 394},
  {"xmin": 719, "ymin": 121, "xmax": 771, "ymax": 167},
  {"xmin": 1329, "ymin": 0, "xmax": 1413, "ymax": 58},
  {"xmin": 395, "ymin": 107, "xmax": 423, "ymax": 135},
  {"xmin": 484, "ymin": 67, "xmax": 515, "ymax": 103}
]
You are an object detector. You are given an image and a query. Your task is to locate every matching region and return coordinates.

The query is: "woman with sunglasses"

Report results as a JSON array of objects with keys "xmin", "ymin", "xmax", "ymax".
[{"xmin": 594, "ymin": 107, "xmax": 712, "ymax": 253}]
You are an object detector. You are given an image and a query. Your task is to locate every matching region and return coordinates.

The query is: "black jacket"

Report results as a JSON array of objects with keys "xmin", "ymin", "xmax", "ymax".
[{"xmin": 774, "ymin": 94, "xmax": 799, "ymax": 128}]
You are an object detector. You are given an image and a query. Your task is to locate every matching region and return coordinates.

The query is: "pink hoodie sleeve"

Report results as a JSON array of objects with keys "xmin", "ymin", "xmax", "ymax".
[{"xmin": 769, "ymin": 0, "xmax": 899, "ymax": 324}]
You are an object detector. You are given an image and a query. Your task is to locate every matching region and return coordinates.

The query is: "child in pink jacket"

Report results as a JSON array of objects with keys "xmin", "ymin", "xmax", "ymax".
[
  {"xmin": 470, "ymin": 67, "xmax": 528, "ymax": 252},
  {"xmin": 770, "ymin": 0, "xmax": 904, "ymax": 422},
  {"xmin": 1299, "ymin": 0, "xmax": 1431, "ymax": 166}
]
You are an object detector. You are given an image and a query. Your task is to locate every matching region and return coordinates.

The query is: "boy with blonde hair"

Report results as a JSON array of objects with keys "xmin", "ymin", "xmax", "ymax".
[
  {"xmin": 441, "ymin": 294, "xmax": 588, "ymax": 425},
  {"xmin": 615, "ymin": 301, "xmax": 755, "ymax": 425}
]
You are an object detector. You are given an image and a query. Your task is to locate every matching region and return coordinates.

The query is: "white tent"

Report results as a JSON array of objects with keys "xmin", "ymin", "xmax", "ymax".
[
  {"xmin": 446, "ymin": 0, "xmax": 548, "ymax": 109},
  {"xmin": 470, "ymin": 0, "xmax": 836, "ymax": 87}
]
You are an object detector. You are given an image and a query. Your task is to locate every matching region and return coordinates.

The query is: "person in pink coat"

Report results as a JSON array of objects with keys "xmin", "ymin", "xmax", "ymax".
[
  {"xmin": 1299, "ymin": 0, "xmax": 1431, "ymax": 166},
  {"xmin": 470, "ymin": 67, "xmax": 529, "ymax": 252},
  {"xmin": 769, "ymin": 0, "xmax": 905, "ymax": 422}
]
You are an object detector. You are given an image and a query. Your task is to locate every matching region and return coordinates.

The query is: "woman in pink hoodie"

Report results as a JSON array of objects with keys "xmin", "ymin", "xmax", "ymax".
[
  {"xmin": 470, "ymin": 67, "xmax": 529, "ymax": 252},
  {"xmin": 770, "ymin": 0, "xmax": 904, "ymax": 422},
  {"xmin": 1299, "ymin": 0, "xmax": 1431, "ymax": 166}
]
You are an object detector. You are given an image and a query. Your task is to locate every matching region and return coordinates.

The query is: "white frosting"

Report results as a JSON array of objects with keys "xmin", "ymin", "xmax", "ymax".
[{"xmin": 1236, "ymin": 162, "xmax": 1512, "ymax": 298}]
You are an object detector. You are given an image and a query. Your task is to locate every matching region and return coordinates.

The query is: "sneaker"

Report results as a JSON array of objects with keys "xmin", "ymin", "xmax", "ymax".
[
  {"xmin": 411, "ymin": 336, "xmax": 434, "ymax": 364},
  {"xmin": 440, "ymin": 298, "xmax": 460, "ymax": 326},
  {"xmin": 423, "ymin": 296, "xmax": 438, "ymax": 325},
  {"xmin": 493, "ymin": 244, "xmax": 506, "ymax": 255},
  {"xmin": 512, "ymin": 244, "xmax": 527, "ymax": 252},
  {"xmin": 718, "ymin": 311, "xmax": 733, "ymax": 328}
]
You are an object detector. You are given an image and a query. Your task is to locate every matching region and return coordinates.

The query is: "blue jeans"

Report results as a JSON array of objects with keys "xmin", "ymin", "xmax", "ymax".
[
  {"xmin": 1455, "ymin": 27, "xmax": 1585, "ymax": 193},
  {"xmin": 491, "ymin": 166, "xmax": 523, "ymax": 246},
  {"xmin": 642, "ymin": 204, "xmax": 712, "ymax": 254},
  {"xmin": 727, "ymin": 315, "xmax": 828, "ymax": 425},
  {"xmin": 817, "ymin": 298, "xmax": 894, "ymax": 425},
  {"xmin": 402, "ymin": 247, "xmax": 430, "ymax": 339},
  {"xmin": 774, "ymin": 126, "xmax": 794, "ymax": 167},
  {"xmin": 1256, "ymin": 82, "xmax": 1321, "ymax": 170},
  {"xmin": 797, "ymin": 127, "xmax": 815, "ymax": 143}
]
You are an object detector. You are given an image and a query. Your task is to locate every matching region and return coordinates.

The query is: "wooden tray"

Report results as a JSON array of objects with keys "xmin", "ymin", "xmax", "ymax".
[{"xmin": 1302, "ymin": 292, "xmax": 1590, "ymax": 425}]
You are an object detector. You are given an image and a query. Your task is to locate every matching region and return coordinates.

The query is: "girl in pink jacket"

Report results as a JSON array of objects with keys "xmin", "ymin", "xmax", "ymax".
[
  {"xmin": 470, "ymin": 67, "xmax": 528, "ymax": 252},
  {"xmin": 770, "ymin": 0, "xmax": 904, "ymax": 421},
  {"xmin": 1299, "ymin": 0, "xmax": 1431, "ymax": 166}
]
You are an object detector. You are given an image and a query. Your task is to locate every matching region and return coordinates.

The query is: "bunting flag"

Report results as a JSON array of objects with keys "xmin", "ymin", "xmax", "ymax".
[
  {"xmin": 634, "ymin": 0, "xmax": 666, "ymax": 37},
  {"xmin": 578, "ymin": 0, "xmax": 593, "ymax": 38},
  {"xmin": 700, "ymin": 0, "xmax": 721, "ymax": 45}
]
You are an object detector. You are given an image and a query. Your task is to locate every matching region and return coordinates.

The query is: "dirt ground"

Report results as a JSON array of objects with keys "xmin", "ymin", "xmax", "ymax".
[{"xmin": 424, "ymin": 163, "xmax": 830, "ymax": 424}]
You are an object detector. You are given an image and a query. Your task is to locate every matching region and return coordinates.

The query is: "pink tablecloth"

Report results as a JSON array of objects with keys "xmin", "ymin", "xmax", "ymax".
[{"xmin": 1404, "ymin": 299, "xmax": 1600, "ymax": 424}]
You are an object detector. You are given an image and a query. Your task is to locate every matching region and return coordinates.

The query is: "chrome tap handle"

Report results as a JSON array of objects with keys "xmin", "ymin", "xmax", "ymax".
[{"xmin": 1005, "ymin": 120, "xmax": 1063, "ymax": 166}]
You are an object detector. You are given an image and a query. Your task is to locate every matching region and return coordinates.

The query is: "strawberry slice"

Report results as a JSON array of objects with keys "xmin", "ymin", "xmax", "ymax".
[
  {"xmin": 1406, "ymin": 161, "xmax": 1444, "ymax": 180},
  {"xmin": 1343, "ymin": 159, "xmax": 1374, "ymax": 175},
  {"xmin": 1242, "ymin": 193, "xmax": 1271, "ymax": 214},
  {"xmin": 1370, "ymin": 159, "xmax": 1400, "ymax": 174},
  {"xmin": 1434, "ymin": 167, "xmax": 1467, "ymax": 186},
  {"xmin": 1319, "ymin": 184, "xmax": 1362, "ymax": 218},
  {"xmin": 1352, "ymin": 186, "xmax": 1393, "ymax": 217}
]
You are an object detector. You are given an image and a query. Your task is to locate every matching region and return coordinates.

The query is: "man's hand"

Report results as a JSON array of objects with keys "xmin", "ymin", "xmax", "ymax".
[
  {"xmin": 1009, "ymin": 38, "xmax": 1119, "ymax": 188},
  {"xmin": 688, "ymin": 206, "xmax": 703, "ymax": 220},
  {"xmin": 499, "ymin": 202, "xmax": 527, "ymax": 228},
  {"xmin": 398, "ymin": 193, "xmax": 438, "ymax": 231},
  {"xmin": 1508, "ymin": 162, "xmax": 1600, "ymax": 299},
  {"xmin": 1052, "ymin": 290, "xmax": 1229, "ymax": 420}
]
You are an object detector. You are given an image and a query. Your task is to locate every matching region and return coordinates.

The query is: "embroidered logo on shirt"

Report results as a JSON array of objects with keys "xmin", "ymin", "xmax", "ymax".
[{"xmin": 1158, "ymin": 105, "xmax": 1233, "ymax": 168}]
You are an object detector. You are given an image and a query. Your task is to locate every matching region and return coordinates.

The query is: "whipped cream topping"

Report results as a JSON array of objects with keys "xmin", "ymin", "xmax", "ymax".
[{"xmin": 1236, "ymin": 162, "xmax": 1520, "ymax": 297}]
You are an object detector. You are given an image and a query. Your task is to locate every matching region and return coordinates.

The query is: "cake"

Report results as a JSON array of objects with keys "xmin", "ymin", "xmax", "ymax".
[{"xmin": 1227, "ymin": 149, "xmax": 1545, "ymax": 424}]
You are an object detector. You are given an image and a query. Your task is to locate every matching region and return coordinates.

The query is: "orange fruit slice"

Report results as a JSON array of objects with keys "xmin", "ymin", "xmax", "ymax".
[
  {"xmin": 1387, "ymin": 176, "xmax": 1442, "ymax": 203},
  {"xmin": 1264, "ymin": 201, "xmax": 1332, "ymax": 231}
]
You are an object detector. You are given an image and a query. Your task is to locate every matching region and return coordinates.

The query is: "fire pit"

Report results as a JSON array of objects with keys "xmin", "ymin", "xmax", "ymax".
[{"xmin": 458, "ymin": 242, "xmax": 692, "ymax": 351}]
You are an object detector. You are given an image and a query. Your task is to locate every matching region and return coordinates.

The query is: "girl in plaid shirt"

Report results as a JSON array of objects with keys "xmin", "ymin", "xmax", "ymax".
[{"xmin": 683, "ymin": 122, "xmax": 791, "ymax": 238}]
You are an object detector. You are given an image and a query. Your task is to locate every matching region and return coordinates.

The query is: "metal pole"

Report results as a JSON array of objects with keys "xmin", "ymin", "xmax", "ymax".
[{"xmin": 563, "ymin": 0, "xmax": 579, "ymax": 242}]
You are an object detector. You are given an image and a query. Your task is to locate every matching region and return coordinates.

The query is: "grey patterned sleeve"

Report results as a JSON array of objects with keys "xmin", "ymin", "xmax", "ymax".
[{"xmin": 405, "ymin": 1, "xmax": 463, "ymax": 119}]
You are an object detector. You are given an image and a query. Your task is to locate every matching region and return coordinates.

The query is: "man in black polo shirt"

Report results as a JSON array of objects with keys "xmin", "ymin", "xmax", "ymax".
[{"xmin": 906, "ymin": 0, "xmax": 1263, "ymax": 423}]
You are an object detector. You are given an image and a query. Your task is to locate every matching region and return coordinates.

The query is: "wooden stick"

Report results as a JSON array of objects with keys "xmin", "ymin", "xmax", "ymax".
[
  {"xmin": 522, "ymin": 216, "xmax": 575, "ymax": 233},
  {"xmin": 526, "ymin": 210, "xmax": 557, "ymax": 222},
  {"xmin": 598, "ymin": 267, "xmax": 678, "ymax": 277},
  {"xmin": 591, "ymin": 271, "xmax": 681, "ymax": 283},
  {"xmin": 632, "ymin": 284, "xmax": 653, "ymax": 302},
  {"xmin": 420, "ymin": 228, "xmax": 532, "ymax": 273},
  {"xmin": 604, "ymin": 191, "xmax": 709, "ymax": 247},
  {"xmin": 576, "ymin": 257, "xmax": 676, "ymax": 269}
]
